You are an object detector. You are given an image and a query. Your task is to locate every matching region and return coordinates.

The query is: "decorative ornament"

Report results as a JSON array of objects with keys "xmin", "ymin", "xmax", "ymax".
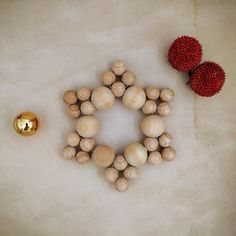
[{"xmin": 62, "ymin": 61, "xmax": 176, "ymax": 192}]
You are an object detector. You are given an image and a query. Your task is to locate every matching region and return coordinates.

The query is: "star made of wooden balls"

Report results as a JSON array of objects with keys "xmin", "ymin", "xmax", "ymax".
[{"xmin": 62, "ymin": 61, "xmax": 176, "ymax": 192}]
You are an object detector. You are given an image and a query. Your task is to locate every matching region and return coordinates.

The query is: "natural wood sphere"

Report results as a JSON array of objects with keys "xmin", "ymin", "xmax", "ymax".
[
  {"xmin": 162, "ymin": 147, "xmax": 176, "ymax": 161},
  {"xmin": 102, "ymin": 71, "xmax": 116, "ymax": 86},
  {"xmin": 148, "ymin": 151, "xmax": 162, "ymax": 165},
  {"xmin": 157, "ymin": 102, "xmax": 171, "ymax": 116},
  {"xmin": 111, "ymin": 82, "xmax": 126, "ymax": 97},
  {"xmin": 159, "ymin": 132, "xmax": 172, "ymax": 147},
  {"xmin": 143, "ymin": 137, "xmax": 159, "ymax": 152},
  {"xmin": 160, "ymin": 88, "xmax": 175, "ymax": 102},
  {"xmin": 92, "ymin": 145, "xmax": 115, "ymax": 167},
  {"xmin": 77, "ymin": 87, "xmax": 91, "ymax": 101},
  {"xmin": 115, "ymin": 177, "xmax": 129, "ymax": 192},
  {"xmin": 124, "ymin": 166, "xmax": 138, "ymax": 179},
  {"xmin": 124, "ymin": 142, "xmax": 147, "ymax": 167},
  {"xmin": 67, "ymin": 132, "xmax": 80, "ymax": 147},
  {"xmin": 91, "ymin": 87, "xmax": 115, "ymax": 110},
  {"xmin": 62, "ymin": 146, "xmax": 76, "ymax": 160},
  {"xmin": 113, "ymin": 155, "xmax": 128, "ymax": 171},
  {"xmin": 67, "ymin": 104, "xmax": 81, "ymax": 119},
  {"xmin": 145, "ymin": 86, "xmax": 160, "ymax": 100},
  {"xmin": 63, "ymin": 90, "xmax": 78, "ymax": 104},
  {"xmin": 112, "ymin": 60, "xmax": 126, "ymax": 76},
  {"xmin": 122, "ymin": 86, "xmax": 146, "ymax": 110},
  {"xmin": 105, "ymin": 167, "xmax": 119, "ymax": 183},
  {"xmin": 122, "ymin": 71, "xmax": 136, "ymax": 86},
  {"xmin": 140, "ymin": 115, "xmax": 165, "ymax": 138},
  {"xmin": 76, "ymin": 116, "xmax": 99, "ymax": 138},
  {"xmin": 76, "ymin": 151, "xmax": 90, "ymax": 164},
  {"xmin": 142, "ymin": 100, "xmax": 157, "ymax": 114},
  {"xmin": 80, "ymin": 101, "xmax": 96, "ymax": 115},
  {"xmin": 80, "ymin": 138, "xmax": 95, "ymax": 152}
]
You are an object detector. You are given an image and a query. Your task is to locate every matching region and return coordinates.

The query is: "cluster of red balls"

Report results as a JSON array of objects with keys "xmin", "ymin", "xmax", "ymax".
[{"xmin": 168, "ymin": 36, "xmax": 225, "ymax": 97}]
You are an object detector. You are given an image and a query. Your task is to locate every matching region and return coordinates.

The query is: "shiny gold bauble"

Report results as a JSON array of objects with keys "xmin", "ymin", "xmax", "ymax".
[{"xmin": 13, "ymin": 112, "xmax": 40, "ymax": 136}]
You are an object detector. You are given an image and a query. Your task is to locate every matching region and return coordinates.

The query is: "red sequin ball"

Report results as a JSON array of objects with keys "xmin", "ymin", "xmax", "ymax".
[
  {"xmin": 189, "ymin": 62, "xmax": 225, "ymax": 97},
  {"xmin": 168, "ymin": 36, "xmax": 202, "ymax": 72}
]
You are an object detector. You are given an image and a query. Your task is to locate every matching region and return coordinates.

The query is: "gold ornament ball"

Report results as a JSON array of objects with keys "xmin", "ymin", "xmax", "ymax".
[{"xmin": 13, "ymin": 112, "xmax": 40, "ymax": 136}]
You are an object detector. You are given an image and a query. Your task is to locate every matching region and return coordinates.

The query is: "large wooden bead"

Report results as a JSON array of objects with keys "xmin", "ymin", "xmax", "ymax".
[
  {"xmin": 76, "ymin": 151, "xmax": 90, "ymax": 164},
  {"xmin": 159, "ymin": 132, "xmax": 172, "ymax": 147},
  {"xmin": 143, "ymin": 137, "xmax": 158, "ymax": 151},
  {"xmin": 145, "ymin": 86, "xmax": 160, "ymax": 100},
  {"xmin": 122, "ymin": 71, "xmax": 136, "ymax": 86},
  {"xmin": 80, "ymin": 101, "xmax": 96, "ymax": 115},
  {"xmin": 105, "ymin": 167, "xmax": 119, "ymax": 183},
  {"xmin": 92, "ymin": 145, "xmax": 115, "ymax": 167},
  {"xmin": 157, "ymin": 102, "xmax": 171, "ymax": 116},
  {"xmin": 115, "ymin": 177, "xmax": 129, "ymax": 192},
  {"xmin": 148, "ymin": 151, "xmax": 162, "ymax": 165},
  {"xmin": 63, "ymin": 90, "xmax": 78, "ymax": 104},
  {"xmin": 102, "ymin": 71, "xmax": 116, "ymax": 86},
  {"xmin": 160, "ymin": 88, "xmax": 175, "ymax": 102},
  {"xmin": 91, "ymin": 87, "xmax": 115, "ymax": 110},
  {"xmin": 122, "ymin": 86, "xmax": 146, "ymax": 110},
  {"xmin": 62, "ymin": 146, "xmax": 76, "ymax": 160},
  {"xmin": 80, "ymin": 138, "xmax": 95, "ymax": 152},
  {"xmin": 76, "ymin": 116, "xmax": 99, "ymax": 138},
  {"xmin": 124, "ymin": 166, "xmax": 138, "ymax": 179},
  {"xmin": 67, "ymin": 132, "xmax": 80, "ymax": 147},
  {"xmin": 140, "ymin": 115, "xmax": 165, "ymax": 138},
  {"xmin": 67, "ymin": 104, "xmax": 80, "ymax": 119},
  {"xmin": 142, "ymin": 100, "xmax": 157, "ymax": 114},
  {"xmin": 111, "ymin": 82, "xmax": 126, "ymax": 97},
  {"xmin": 113, "ymin": 155, "xmax": 128, "ymax": 171},
  {"xmin": 124, "ymin": 142, "xmax": 147, "ymax": 167},
  {"xmin": 77, "ymin": 87, "xmax": 91, "ymax": 101},
  {"xmin": 162, "ymin": 147, "xmax": 176, "ymax": 161},
  {"xmin": 112, "ymin": 60, "xmax": 126, "ymax": 76}
]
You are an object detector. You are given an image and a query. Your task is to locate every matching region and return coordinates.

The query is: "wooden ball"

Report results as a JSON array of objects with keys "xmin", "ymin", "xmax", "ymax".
[
  {"xmin": 124, "ymin": 142, "xmax": 147, "ymax": 167},
  {"xmin": 162, "ymin": 147, "xmax": 176, "ymax": 161},
  {"xmin": 113, "ymin": 155, "xmax": 128, "ymax": 171},
  {"xmin": 92, "ymin": 145, "xmax": 115, "ymax": 167},
  {"xmin": 159, "ymin": 132, "xmax": 172, "ymax": 147},
  {"xmin": 112, "ymin": 60, "xmax": 126, "ymax": 76},
  {"xmin": 122, "ymin": 71, "xmax": 136, "ymax": 86},
  {"xmin": 160, "ymin": 88, "xmax": 175, "ymax": 102},
  {"xmin": 140, "ymin": 115, "xmax": 165, "ymax": 138},
  {"xmin": 124, "ymin": 166, "xmax": 138, "ymax": 179},
  {"xmin": 80, "ymin": 101, "xmax": 96, "ymax": 115},
  {"xmin": 67, "ymin": 132, "xmax": 80, "ymax": 147},
  {"xmin": 91, "ymin": 87, "xmax": 115, "ymax": 110},
  {"xmin": 77, "ymin": 87, "xmax": 91, "ymax": 101},
  {"xmin": 157, "ymin": 102, "xmax": 171, "ymax": 116},
  {"xmin": 76, "ymin": 151, "xmax": 90, "ymax": 164},
  {"xmin": 76, "ymin": 116, "xmax": 99, "ymax": 138},
  {"xmin": 143, "ymin": 137, "xmax": 158, "ymax": 151},
  {"xmin": 67, "ymin": 104, "xmax": 81, "ymax": 119},
  {"xmin": 111, "ymin": 82, "xmax": 126, "ymax": 97},
  {"xmin": 63, "ymin": 90, "xmax": 78, "ymax": 104},
  {"xmin": 122, "ymin": 86, "xmax": 146, "ymax": 110},
  {"xmin": 80, "ymin": 138, "xmax": 95, "ymax": 152},
  {"xmin": 102, "ymin": 71, "xmax": 116, "ymax": 86},
  {"xmin": 148, "ymin": 151, "xmax": 162, "ymax": 165},
  {"xmin": 145, "ymin": 86, "xmax": 160, "ymax": 100},
  {"xmin": 62, "ymin": 146, "xmax": 76, "ymax": 160},
  {"xmin": 142, "ymin": 100, "xmax": 157, "ymax": 114},
  {"xmin": 115, "ymin": 177, "xmax": 129, "ymax": 192},
  {"xmin": 105, "ymin": 168, "xmax": 119, "ymax": 183}
]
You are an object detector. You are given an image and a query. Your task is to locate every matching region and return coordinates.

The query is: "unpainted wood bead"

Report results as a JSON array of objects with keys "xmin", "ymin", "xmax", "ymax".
[
  {"xmin": 67, "ymin": 104, "xmax": 81, "ymax": 119},
  {"xmin": 113, "ymin": 155, "xmax": 128, "ymax": 171},
  {"xmin": 76, "ymin": 151, "xmax": 90, "ymax": 164},
  {"xmin": 67, "ymin": 132, "xmax": 80, "ymax": 147},
  {"xmin": 92, "ymin": 145, "xmax": 115, "ymax": 167},
  {"xmin": 80, "ymin": 138, "xmax": 95, "ymax": 152},
  {"xmin": 63, "ymin": 90, "xmax": 78, "ymax": 105},
  {"xmin": 160, "ymin": 88, "xmax": 175, "ymax": 102},
  {"xmin": 111, "ymin": 82, "xmax": 126, "ymax": 97},
  {"xmin": 162, "ymin": 147, "xmax": 176, "ymax": 161},
  {"xmin": 159, "ymin": 132, "xmax": 172, "ymax": 147},
  {"xmin": 145, "ymin": 86, "xmax": 160, "ymax": 100},
  {"xmin": 77, "ymin": 87, "xmax": 91, "ymax": 101},
  {"xmin": 105, "ymin": 167, "xmax": 119, "ymax": 183},
  {"xmin": 102, "ymin": 71, "xmax": 116, "ymax": 86},
  {"xmin": 143, "ymin": 137, "xmax": 159, "ymax": 152},
  {"xmin": 148, "ymin": 151, "xmax": 162, "ymax": 165},
  {"xmin": 157, "ymin": 102, "xmax": 171, "ymax": 116},
  {"xmin": 124, "ymin": 166, "xmax": 138, "ymax": 179},
  {"xmin": 62, "ymin": 146, "xmax": 76, "ymax": 160},
  {"xmin": 142, "ymin": 100, "xmax": 157, "ymax": 114},
  {"xmin": 80, "ymin": 101, "xmax": 96, "ymax": 115},
  {"xmin": 122, "ymin": 71, "xmax": 136, "ymax": 86},
  {"xmin": 115, "ymin": 177, "xmax": 129, "ymax": 192},
  {"xmin": 112, "ymin": 60, "xmax": 127, "ymax": 76}
]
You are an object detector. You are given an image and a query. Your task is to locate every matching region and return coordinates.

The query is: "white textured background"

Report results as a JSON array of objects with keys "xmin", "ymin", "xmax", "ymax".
[{"xmin": 0, "ymin": 1, "xmax": 236, "ymax": 235}]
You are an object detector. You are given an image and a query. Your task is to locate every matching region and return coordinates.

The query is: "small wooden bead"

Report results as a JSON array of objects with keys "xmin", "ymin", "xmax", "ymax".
[
  {"xmin": 115, "ymin": 177, "xmax": 129, "ymax": 192},
  {"xmin": 160, "ymin": 88, "xmax": 175, "ymax": 102},
  {"xmin": 145, "ymin": 86, "xmax": 160, "ymax": 100},
  {"xmin": 113, "ymin": 155, "xmax": 128, "ymax": 171},
  {"xmin": 63, "ymin": 90, "xmax": 78, "ymax": 105},
  {"xmin": 92, "ymin": 145, "xmax": 115, "ymax": 167},
  {"xmin": 105, "ymin": 168, "xmax": 119, "ymax": 183},
  {"xmin": 148, "ymin": 151, "xmax": 162, "ymax": 165},
  {"xmin": 124, "ymin": 166, "xmax": 138, "ymax": 179},
  {"xmin": 77, "ymin": 87, "xmax": 91, "ymax": 101},
  {"xmin": 76, "ymin": 151, "xmax": 90, "ymax": 164},
  {"xmin": 112, "ymin": 60, "xmax": 126, "ymax": 76},
  {"xmin": 142, "ymin": 100, "xmax": 157, "ymax": 114},
  {"xmin": 111, "ymin": 82, "xmax": 126, "ymax": 97},
  {"xmin": 102, "ymin": 71, "xmax": 116, "ymax": 86},
  {"xmin": 162, "ymin": 147, "xmax": 176, "ymax": 161},
  {"xmin": 62, "ymin": 146, "xmax": 76, "ymax": 160},
  {"xmin": 157, "ymin": 102, "xmax": 171, "ymax": 116},
  {"xmin": 67, "ymin": 132, "xmax": 80, "ymax": 147},
  {"xmin": 159, "ymin": 132, "xmax": 172, "ymax": 147},
  {"xmin": 143, "ymin": 137, "xmax": 158, "ymax": 151},
  {"xmin": 80, "ymin": 138, "xmax": 95, "ymax": 152},
  {"xmin": 122, "ymin": 71, "xmax": 136, "ymax": 86},
  {"xmin": 80, "ymin": 101, "xmax": 96, "ymax": 115},
  {"xmin": 67, "ymin": 104, "xmax": 81, "ymax": 119}
]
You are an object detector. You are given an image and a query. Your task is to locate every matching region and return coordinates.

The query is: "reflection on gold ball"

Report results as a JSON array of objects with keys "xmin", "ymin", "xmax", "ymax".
[{"xmin": 13, "ymin": 112, "xmax": 40, "ymax": 136}]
